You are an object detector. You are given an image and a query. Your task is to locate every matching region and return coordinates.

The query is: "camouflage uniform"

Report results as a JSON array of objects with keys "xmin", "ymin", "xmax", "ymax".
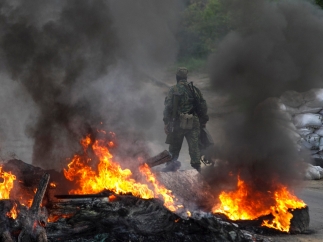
[{"xmin": 163, "ymin": 67, "xmax": 209, "ymax": 171}]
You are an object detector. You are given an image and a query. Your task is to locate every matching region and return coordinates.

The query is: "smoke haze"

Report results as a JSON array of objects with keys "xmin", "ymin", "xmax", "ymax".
[
  {"xmin": 206, "ymin": 0, "xmax": 323, "ymax": 193},
  {"xmin": 0, "ymin": 0, "xmax": 184, "ymax": 169}
]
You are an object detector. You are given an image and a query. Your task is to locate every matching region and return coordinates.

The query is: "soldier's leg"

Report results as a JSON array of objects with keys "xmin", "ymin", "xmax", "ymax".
[
  {"xmin": 162, "ymin": 131, "xmax": 184, "ymax": 171},
  {"xmin": 169, "ymin": 131, "xmax": 185, "ymax": 162},
  {"xmin": 185, "ymin": 117, "xmax": 201, "ymax": 171}
]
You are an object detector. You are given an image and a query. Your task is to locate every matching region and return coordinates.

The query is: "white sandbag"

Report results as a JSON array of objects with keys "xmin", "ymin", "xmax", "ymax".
[
  {"xmin": 278, "ymin": 102, "xmax": 287, "ymax": 112},
  {"xmin": 284, "ymin": 105, "xmax": 321, "ymax": 115},
  {"xmin": 312, "ymin": 153, "xmax": 323, "ymax": 159},
  {"xmin": 310, "ymin": 149, "xmax": 320, "ymax": 155},
  {"xmin": 284, "ymin": 105, "xmax": 300, "ymax": 115},
  {"xmin": 280, "ymin": 90, "xmax": 305, "ymax": 108},
  {"xmin": 299, "ymin": 138, "xmax": 319, "ymax": 150},
  {"xmin": 298, "ymin": 127, "xmax": 315, "ymax": 137},
  {"xmin": 293, "ymin": 113, "xmax": 323, "ymax": 128},
  {"xmin": 303, "ymin": 89, "xmax": 323, "ymax": 108},
  {"xmin": 304, "ymin": 134, "xmax": 321, "ymax": 146},
  {"xmin": 314, "ymin": 127, "xmax": 323, "ymax": 136},
  {"xmin": 317, "ymin": 166, "xmax": 323, "ymax": 178},
  {"xmin": 298, "ymin": 105, "xmax": 322, "ymax": 114},
  {"xmin": 305, "ymin": 164, "xmax": 321, "ymax": 180}
]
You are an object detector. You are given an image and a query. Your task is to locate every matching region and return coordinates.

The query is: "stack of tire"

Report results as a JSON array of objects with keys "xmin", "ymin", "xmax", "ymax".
[{"xmin": 280, "ymin": 89, "xmax": 323, "ymax": 179}]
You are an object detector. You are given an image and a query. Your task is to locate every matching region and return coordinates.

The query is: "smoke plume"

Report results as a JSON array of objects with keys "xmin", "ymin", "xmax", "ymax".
[
  {"xmin": 0, "ymin": 0, "xmax": 184, "ymax": 169},
  {"xmin": 206, "ymin": 0, "xmax": 323, "ymax": 193}
]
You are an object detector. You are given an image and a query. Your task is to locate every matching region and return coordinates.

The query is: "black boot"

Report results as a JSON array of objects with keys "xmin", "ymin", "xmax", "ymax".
[
  {"xmin": 161, "ymin": 160, "xmax": 181, "ymax": 172},
  {"xmin": 191, "ymin": 164, "xmax": 201, "ymax": 173}
]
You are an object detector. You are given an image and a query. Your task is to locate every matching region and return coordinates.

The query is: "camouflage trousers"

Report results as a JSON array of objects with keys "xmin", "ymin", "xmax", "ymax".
[{"xmin": 168, "ymin": 116, "xmax": 200, "ymax": 167}]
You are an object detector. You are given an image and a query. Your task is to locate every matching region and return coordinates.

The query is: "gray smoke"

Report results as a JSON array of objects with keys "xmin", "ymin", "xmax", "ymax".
[
  {"xmin": 206, "ymin": 0, "xmax": 323, "ymax": 193},
  {"xmin": 0, "ymin": 0, "xmax": 184, "ymax": 170}
]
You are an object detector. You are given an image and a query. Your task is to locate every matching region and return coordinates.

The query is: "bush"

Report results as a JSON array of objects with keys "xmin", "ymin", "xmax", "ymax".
[{"xmin": 177, "ymin": 0, "xmax": 231, "ymax": 60}]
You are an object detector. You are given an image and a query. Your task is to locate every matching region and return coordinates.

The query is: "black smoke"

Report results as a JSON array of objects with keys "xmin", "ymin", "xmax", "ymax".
[
  {"xmin": 205, "ymin": 0, "xmax": 323, "ymax": 194},
  {"xmin": 0, "ymin": 0, "xmax": 184, "ymax": 169}
]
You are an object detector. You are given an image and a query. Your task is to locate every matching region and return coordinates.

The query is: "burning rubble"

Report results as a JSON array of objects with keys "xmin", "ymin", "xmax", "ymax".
[{"xmin": 0, "ymin": 128, "xmax": 310, "ymax": 241}]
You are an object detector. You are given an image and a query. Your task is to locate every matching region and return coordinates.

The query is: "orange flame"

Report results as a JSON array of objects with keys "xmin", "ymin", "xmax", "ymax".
[
  {"xmin": 212, "ymin": 176, "xmax": 306, "ymax": 232},
  {"xmin": 6, "ymin": 202, "xmax": 18, "ymax": 219},
  {"xmin": 48, "ymin": 213, "xmax": 74, "ymax": 223},
  {"xmin": 64, "ymin": 133, "xmax": 184, "ymax": 212},
  {"xmin": 0, "ymin": 166, "xmax": 16, "ymax": 199},
  {"xmin": 139, "ymin": 163, "xmax": 183, "ymax": 212},
  {"xmin": 49, "ymin": 182, "xmax": 57, "ymax": 188}
]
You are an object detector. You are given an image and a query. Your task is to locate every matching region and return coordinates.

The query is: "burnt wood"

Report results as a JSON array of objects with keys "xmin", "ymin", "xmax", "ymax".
[
  {"xmin": 18, "ymin": 173, "xmax": 50, "ymax": 242},
  {"xmin": 145, "ymin": 150, "xmax": 172, "ymax": 167}
]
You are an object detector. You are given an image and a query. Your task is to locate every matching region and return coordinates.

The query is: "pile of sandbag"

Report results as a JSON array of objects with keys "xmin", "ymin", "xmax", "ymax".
[
  {"xmin": 279, "ymin": 89, "xmax": 323, "ymax": 180},
  {"xmin": 280, "ymin": 89, "xmax": 323, "ymax": 160},
  {"xmin": 305, "ymin": 164, "xmax": 323, "ymax": 180}
]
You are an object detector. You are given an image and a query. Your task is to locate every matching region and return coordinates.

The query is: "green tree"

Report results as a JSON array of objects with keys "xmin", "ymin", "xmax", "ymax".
[
  {"xmin": 316, "ymin": 0, "xmax": 323, "ymax": 8},
  {"xmin": 177, "ymin": 0, "xmax": 230, "ymax": 60}
]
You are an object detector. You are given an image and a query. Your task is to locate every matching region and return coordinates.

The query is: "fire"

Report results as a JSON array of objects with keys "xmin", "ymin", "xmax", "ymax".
[
  {"xmin": 0, "ymin": 166, "xmax": 16, "ymax": 199},
  {"xmin": 49, "ymin": 182, "xmax": 57, "ymax": 188},
  {"xmin": 108, "ymin": 194, "xmax": 117, "ymax": 201},
  {"xmin": 212, "ymin": 176, "xmax": 306, "ymax": 232},
  {"xmin": 48, "ymin": 213, "xmax": 74, "ymax": 223},
  {"xmin": 139, "ymin": 163, "xmax": 181, "ymax": 212},
  {"xmin": 6, "ymin": 202, "xmax": 18, "ymax": 219},
  {"xmin": 64, "ymin": 133, "xmax": 184, "ymax": 212}
]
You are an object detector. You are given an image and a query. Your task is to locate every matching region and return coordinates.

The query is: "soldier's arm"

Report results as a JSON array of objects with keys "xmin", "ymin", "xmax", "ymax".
[
  {"xmin": 196, "ymin": 88, "xmax": 209, "ymax": 125},
  {"xmin": 163, "ymin": 87, "xmax": 174, "ymax": 125}
]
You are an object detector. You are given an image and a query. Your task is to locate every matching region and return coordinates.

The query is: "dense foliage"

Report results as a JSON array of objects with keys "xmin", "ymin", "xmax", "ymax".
[
  {"xmin": 176, "ymin": 0, "xmax": 323, "ymax": 70},
  {"xmin": 177, "ymin": 0, "xmax": 230, "ymax": 61},
  {"xmin": 316, "ymin": 0, "xmax": 323, "ymax": 8}
]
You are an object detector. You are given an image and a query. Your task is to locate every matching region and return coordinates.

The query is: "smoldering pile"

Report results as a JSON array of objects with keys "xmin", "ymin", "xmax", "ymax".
[{"xmin": 0, "ymin": 159, "xmax": 279, "ymax": 242}]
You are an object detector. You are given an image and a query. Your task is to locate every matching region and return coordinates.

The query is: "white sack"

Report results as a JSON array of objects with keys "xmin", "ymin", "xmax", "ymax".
[
  {"xmin": 280, "ymin": 90, "xmax": 304, "ymax": 108},
  {"xmin": 299, "ymin": 105, "xmax": 322, "ymax": 114},
  {"xmin": 299, "ymin": 138, "xmax": 319, "ymax": 150},
  {"xmin": 305, "ymin": 164, "xmax": 321, "ymax": 180},
  {"xmin": 284, "ymin": 105, "xmax": 321, "ymax": 115},
  {"xmin": 303, "ymin": 89, "xmax": 323, "ymax": 108},
  {"xmin": 293, "ymin": 113, "xmax": 323, "ymax": 128},
  {"xmin": 314, "ymin": 127, "xmax": 323, "ymax": 136},
  {"xmin": 298, "ymin": 127, "xmax": 315, "ymax": 137},
  {"xmin": 304, "ymin": 134, "xmax": 321, "ymax": 146},
  {"xmin": 312, "ymin": 153, "xmax": 323, "ymax": 159},
  {"xmin": 310, "ymin": 149, "xmax": 320, "ymax": 155}
]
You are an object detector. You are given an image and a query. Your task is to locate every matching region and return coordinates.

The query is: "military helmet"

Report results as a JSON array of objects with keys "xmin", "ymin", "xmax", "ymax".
[{"xmin": 176, "ymin": 67, "xmax": 188, "ymax": 79}]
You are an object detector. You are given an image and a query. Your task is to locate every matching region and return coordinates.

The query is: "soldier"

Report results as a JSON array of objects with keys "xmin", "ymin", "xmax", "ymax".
[{"xmin": 163, "ymin": 67, "xmax": 209, "ymax": 172}]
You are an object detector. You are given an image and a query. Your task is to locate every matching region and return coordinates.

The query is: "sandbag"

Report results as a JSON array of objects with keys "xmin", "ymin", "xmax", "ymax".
[
  {"xmin": 305, "ymin": 164, "xmax": 321, "ymax": 180},
  {"xmin": 299, "ymin": 138, "xmax": 319, "ymax": 150},
  {"xmin": 303, "ymin": 89, "xmax": 323, "ymax": 108},
  {"xmin": 304, "ymin": 134, "xmax": 321, "ymax": 146},
  {"xmin": 310, "ymin": 149, "xmax": 320, "ymax": 155},
  {"xmin": 314, "ymin": 127, "xmax": 323, "ymax": 136},
  {"xmin": 298, "ymin": 127, "xmax": 315, "ymax": 137},
  {"xmin": 284, "ymin": 105, "xmax": 322, "ymax": 115},
  {"xmin": 280, "ymin": 90, "xmax": 305, "ymax": 108},
  {"xmin": 312, "ymin": 153, "xmax": 323, "ymax": 159},
  {"xmin": 293, "ymin": 113, "xmax": 323, "ymax": 128}
]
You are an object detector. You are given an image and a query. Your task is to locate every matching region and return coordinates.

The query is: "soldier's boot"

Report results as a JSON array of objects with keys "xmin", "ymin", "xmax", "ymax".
[
  {"xmin": 161, "ymin": 160, "xmax": 181, "ymax": 172},
  {"xmin": 191, "ymin": 164, "xmax": 201, "ymax": 173}
]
